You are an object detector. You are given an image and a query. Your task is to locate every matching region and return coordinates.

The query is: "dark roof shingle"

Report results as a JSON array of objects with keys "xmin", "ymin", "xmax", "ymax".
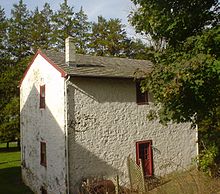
[{"xmin": 41, "ymin": 49, "xmax": 153, "ymax": 78}]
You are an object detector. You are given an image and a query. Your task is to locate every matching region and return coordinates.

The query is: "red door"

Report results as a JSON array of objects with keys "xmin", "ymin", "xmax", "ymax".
[{"xmin": 136, "ymin": 140, "xmax": 153, "ymax": 177}]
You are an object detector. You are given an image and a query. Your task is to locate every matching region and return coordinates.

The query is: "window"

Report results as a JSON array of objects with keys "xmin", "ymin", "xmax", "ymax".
[
  {"xmin": 41, "ymin": 186, "xmax": 47, "ymax": 194},
  {"xmin": 40, "ymin": 142, "xmax": 47, "ymax": 167},
  {"xmin": 136, "ymin": 140, "xmax": 153, "ymax": 177},
  {"xmin": 136, "ymin": 81, "xmax": 148, "ymax": 104},
  {"xmin": 40, "ymin": 85, "xmax": 45, "ymax": 109}
]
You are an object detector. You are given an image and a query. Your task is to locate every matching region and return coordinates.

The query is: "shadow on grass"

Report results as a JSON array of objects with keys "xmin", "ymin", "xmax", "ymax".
[
  {"xmin": 0, "ymin": 160, "xmax": 20, "ymax": 165},
  {"xmin": 0, "ymin": 167, "xmax": 33, "ymax": 194},
  {"xmin": 0, "ymin": 147, "xmax": 20, "ymax": 153}
]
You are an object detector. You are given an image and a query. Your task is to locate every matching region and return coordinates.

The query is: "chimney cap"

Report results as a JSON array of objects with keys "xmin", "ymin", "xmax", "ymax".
[{"xmin": 66, "ymin": 36, "xmax": 74, "ymax": 42}]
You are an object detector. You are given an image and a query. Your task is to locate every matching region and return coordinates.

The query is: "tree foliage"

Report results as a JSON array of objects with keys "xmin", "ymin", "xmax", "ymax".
[
  {"xmin": 0, "ymin": 97, "xmax": 20, "ymax": 143},
  {"xmin": 143, "ymin": 27, "xmax": 220, "ymax": 126},
  {"xmin": 88, "ymin": 16, "xmax": 152, "ymax": 58},
  {"xmin": 51, "ymin": 0, "xmax": 76, "ymax": 50},
  {"xmin": 74, "ymin": 7, "xmax": 91, "ymax": 54},
  {"xmin": 123, "ymin": 39, "xmax": 156, "ymax": 60},
  {"xmin": 8, "ymin": 0, "xmax": 32, "ymax": 62},
  {"xmin": 130, "ymin": 0, "xmax": 219, "ymax": 48},
  {"xmin": 89, "ymin": 16, "xmax": 128, "ymax": 56},
  {"xmin": 0, "ymin": 6, "xmax": 9, "ymax": 69},
  {"xmin": 29, "ymin": 4, "xmax": 53, "ymax": 52}
]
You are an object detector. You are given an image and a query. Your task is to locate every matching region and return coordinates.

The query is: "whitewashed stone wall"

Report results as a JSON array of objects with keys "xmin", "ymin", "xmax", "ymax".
[
  {"xmin": 20, "ymin": 54, "xmax": 67, "ymax": 194},
  {"xmin": 67, "ymin": 77, "xmax": 198, "ymax": 192}
]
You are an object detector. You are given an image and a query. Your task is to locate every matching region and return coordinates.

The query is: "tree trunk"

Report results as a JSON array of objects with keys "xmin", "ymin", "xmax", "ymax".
[
  {"xmin": 6, "ymin": 142, "xmax": 9, "ymax": 149},
  {"xmin": 17, "ymin": 139, "xmax": 20, "ymax": 150}
]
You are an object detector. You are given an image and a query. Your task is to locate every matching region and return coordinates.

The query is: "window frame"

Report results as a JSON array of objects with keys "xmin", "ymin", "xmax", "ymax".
[
  {"xmin": 136, "ymin": 81, "xmax": 148, "ymax": 105},
  {"xmin": 40, "ymin": 142, "xmax": 47, "ymax": 167},
  {"xmin": 40, "ymin": 85, "xmax": 45, "ymax": 109}
]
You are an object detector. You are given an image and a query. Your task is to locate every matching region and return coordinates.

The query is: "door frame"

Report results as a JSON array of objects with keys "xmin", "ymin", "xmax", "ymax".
[{"xmin": 136, "ymin": 140, "xmax": 153, "ymax": 176}]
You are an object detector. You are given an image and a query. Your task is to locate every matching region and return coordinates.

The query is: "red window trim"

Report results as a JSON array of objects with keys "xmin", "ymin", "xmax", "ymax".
[
  {"xmin": 136, "ymin": 140, "xmax": 153, "ymax": 176},
  {"xmin": 40, "ymin": 85, "xmax": 45, "ymax": 109},
  {"xmin": 136, "ymin": 81, "xmax": 148, "ymax": 105},
  {"xmin": 40, "ymin": 142, "xmax": 47, "ymax": 167}
]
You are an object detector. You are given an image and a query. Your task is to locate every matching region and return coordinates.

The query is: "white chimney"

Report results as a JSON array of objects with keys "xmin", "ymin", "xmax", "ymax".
[{"xmin": 65, "ymin": 36, "xmax": 75, "ymax": 65}]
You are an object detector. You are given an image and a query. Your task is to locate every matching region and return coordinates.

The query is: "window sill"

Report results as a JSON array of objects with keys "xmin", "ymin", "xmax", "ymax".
[
  {"xmin": 137, "ymin": 102, "xmax": 149, "ymax": 105},
  {"xmin": 40, "ymin": 163, "xmax": 47, "ymax": 167}
]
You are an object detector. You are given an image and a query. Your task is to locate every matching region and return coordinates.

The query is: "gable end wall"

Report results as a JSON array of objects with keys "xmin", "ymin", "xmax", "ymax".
[{"xmin": 20, "ymin": 54, "xmax": 67, "ymax": 194}]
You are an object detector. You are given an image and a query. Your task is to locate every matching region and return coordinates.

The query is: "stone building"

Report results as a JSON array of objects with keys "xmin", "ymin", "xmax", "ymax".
[{"xmin": 20, "ymin": 37, "xmax": 198, "ymax": 194}]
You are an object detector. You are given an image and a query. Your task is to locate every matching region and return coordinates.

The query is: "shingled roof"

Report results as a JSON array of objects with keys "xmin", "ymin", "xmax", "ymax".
[{"xmin": 41, "ymin": 49, "xmax": 153, "ymax": 78}]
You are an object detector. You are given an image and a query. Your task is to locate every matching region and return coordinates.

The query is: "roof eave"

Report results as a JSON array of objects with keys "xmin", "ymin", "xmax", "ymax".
[{"xmin": 68, "ymin": 73, "xmax": 136, "ymax": 79}]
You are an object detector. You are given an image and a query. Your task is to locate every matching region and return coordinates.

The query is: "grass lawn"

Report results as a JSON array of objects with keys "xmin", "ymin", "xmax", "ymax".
[{"xmin": 0, "ymin": 142, "xmax": 33, "ymax": 194}]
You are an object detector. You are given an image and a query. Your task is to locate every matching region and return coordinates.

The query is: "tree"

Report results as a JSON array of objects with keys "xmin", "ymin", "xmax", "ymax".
[
  {"xmin": 29, "ymin": 4, "xmax": 53, "ymax": 52},
  {"xmin": 51, "ymin": 0, "xmax": 76, "ymax": 50},
  {"xmin": 0, "ymin": 97, "xmax": 20, "ymax": 148},
  {"xmin": 143, "ymin": 27, "xmax": 220, "ymax": 125},
  {"xmin": 40, "ymin": 3, "xmax": 54, "ymax": 48},
  {"xmin": 8, "ymin": 0, "xmax": 31, "ymax": 62},
  {"xmin": 124, "ymin": 38, "xmax": 156, "ymax": 61},
  {"xmin": 74, "ymin": 7, "xmax": 91, "ymax": 54},
  {"xmin": 0, "ymin": 6, "xmax": 10, "ymax": 71},
  {"xmin": 0, "ymin": 1, "xmax": 32, "ymax": 146},
  {"xmin": 89, "ymin": 16, "xmax": 128, "ymax": 57},
  {"xmin": 130, "ymin": 0, "xmax": 219, "ymax": 48},
  {"xmin": 0, "ymin": 61, "xmax": 27, "ymax": 147}
]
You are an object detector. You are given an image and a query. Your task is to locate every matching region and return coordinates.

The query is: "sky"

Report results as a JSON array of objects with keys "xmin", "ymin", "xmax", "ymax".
[{"xmin": 0, "ymin": 0, "xmax": 138, "ymax": 37}]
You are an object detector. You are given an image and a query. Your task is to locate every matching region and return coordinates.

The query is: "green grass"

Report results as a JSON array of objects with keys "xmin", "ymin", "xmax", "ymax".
[{"xmin": 0, "ymin": 142, "xmax": 33, "ymax": 194}]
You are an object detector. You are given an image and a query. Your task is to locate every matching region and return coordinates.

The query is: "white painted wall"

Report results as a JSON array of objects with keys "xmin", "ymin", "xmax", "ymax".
[
  {"xmin": 20, "ymin": 54, "xmax": 67, "ymax": 194},
  {"xmin": 67, "ymin": 77, "xmax": 198, "ymax": 192}
]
